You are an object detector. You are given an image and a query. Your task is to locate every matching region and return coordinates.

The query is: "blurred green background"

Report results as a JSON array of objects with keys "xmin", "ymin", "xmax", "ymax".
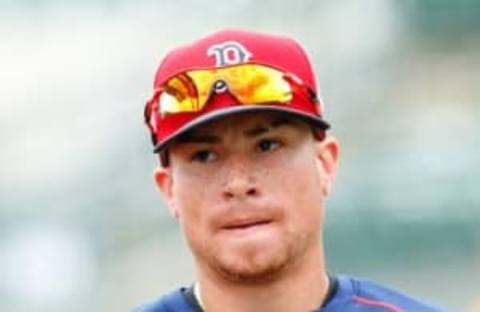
[{"xmin": 1, "ymin": 0, "xmax": 479, "ymax": 311}]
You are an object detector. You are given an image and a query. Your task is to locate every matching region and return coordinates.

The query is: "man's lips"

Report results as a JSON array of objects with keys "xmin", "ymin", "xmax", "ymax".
[
  {"xmin": 221, "ymin": 218, "xmax": 273, "ymax": 232},
  {"xmin": 223, "ymin": 219, "xmax": 272, "ymax": 230}
]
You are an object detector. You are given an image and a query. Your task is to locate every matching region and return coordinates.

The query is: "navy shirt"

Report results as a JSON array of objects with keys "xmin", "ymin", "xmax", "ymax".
[{"xmin": 133, "ymin": 275, "xmax": 447, "ymax": 312}]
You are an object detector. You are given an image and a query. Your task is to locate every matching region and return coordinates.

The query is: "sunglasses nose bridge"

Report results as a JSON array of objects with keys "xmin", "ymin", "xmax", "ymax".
[{"xmin": 212, "ymin": 79, "xmax": 229, "ymax": 93}]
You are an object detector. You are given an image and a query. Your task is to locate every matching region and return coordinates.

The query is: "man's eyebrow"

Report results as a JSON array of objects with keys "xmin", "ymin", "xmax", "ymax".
[{"xmin": 243, "ymin": 118, "xmax": 294, "ymax": 137}]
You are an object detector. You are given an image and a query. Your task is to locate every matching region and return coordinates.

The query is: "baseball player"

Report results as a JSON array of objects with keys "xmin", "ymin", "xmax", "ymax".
[{"xmin": 136, "ymin": 29, "xmax": 447, "ymax": 312}]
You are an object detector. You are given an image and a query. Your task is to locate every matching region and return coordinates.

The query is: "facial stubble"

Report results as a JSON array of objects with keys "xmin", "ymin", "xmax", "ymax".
[{"xmin": 199, "ymin": 225, "xmax": 317, "ymax": 285}]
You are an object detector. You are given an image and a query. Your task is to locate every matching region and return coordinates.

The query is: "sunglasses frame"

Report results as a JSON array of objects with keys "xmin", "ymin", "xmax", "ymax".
[{"xmin": 144, "ymin": 65, "xmax": 321, "ymax": 150}]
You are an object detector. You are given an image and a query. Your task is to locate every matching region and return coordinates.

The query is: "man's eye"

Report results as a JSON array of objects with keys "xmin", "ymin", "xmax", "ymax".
[
  {"xmin": 191, "ymin": 150, "xmax": 217, "ymax": 163},
  {"xmin": 257, "ymin": 139, "xmax": 281, "ymax": 152}
]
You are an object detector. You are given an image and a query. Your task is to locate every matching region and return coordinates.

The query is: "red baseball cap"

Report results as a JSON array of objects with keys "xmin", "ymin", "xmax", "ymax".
[{"xmin": 145, "ymin": 29, "xmax": 330, "ymax": 153}]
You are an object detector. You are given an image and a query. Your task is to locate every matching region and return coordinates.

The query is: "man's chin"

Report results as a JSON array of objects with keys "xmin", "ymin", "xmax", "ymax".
[
  {"xmin": 209, "ymin": 249, "xmax": 291, "ymax": 284},
  {"xmin": 215, "ymin": 261, "xmax": 287, "ymax": 284},
  {"xmin": 200, "ymin": 228, "xmax": 313, "ymax": 284}
]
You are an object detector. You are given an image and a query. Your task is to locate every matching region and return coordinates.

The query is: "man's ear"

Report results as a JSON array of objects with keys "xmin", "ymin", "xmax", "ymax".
[
  {"xmin": 154, "ymin": 166, "xmax": 179, "ymax": 219},
  {"xmin": 314, "ymin": 136, "xmax": 340, "ymax": 196}
]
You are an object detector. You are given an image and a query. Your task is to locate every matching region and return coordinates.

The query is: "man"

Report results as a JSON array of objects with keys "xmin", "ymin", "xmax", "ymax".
[{"xmin": 137, "ymin": 29, "xmax": 446, "ymax": 312}]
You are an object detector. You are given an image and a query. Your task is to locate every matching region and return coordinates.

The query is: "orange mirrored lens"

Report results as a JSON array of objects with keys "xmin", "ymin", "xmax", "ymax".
[
  {"xmin": 207, "ymin": 65, "xmax": 292, "ymax": 105},
  {"xmin": 158, "ymin": 74, "xmax": 200, "ymax": 114},
  {"xmin": 158, "ymin": 64, "xmax": 294, "ymax": 115}
]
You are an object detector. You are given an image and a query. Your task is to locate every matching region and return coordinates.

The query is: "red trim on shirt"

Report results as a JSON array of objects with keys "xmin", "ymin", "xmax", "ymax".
[{"xmin": 353, "ymin": 295, "xmax": 403, "ymax": 312}]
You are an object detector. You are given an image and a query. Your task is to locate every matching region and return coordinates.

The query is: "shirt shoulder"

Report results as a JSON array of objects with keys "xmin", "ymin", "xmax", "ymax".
[
  {"xmin": 132, "ymin": 288, "xmax": 197, "ymax": 312},
  {"xmin": 322, "ymin": 275, "xmax": 449, "ymax": 312}
]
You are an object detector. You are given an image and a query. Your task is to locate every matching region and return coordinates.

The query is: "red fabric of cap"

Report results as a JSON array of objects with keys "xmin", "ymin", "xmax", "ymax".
[
  {"xmin": 147, "ymin": 28, "xmax": 329, "ymax": 152},
  {"xmin": 154, "ymin": 29, "xmax": 318, "ymax": 91}
]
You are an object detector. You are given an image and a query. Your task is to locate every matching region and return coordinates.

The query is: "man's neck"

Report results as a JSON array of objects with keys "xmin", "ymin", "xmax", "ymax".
[{"xmin": 196, "ymin": 247, "xmax": 329, "ymax": 312}]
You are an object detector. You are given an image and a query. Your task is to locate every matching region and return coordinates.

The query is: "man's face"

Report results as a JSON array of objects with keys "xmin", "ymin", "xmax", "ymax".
[{"xmin": 155, "ymin": 111, "xmax": 338, "ymax": 283}]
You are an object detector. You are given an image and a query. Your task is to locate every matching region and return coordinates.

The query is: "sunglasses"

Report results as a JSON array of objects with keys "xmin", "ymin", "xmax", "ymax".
[{"xmin": 145, "ymin": 64, "xmax": 318, "ymax": 119}]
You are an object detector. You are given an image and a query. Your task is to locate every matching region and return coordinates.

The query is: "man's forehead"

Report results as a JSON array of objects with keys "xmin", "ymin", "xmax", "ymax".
[{"xmin": 177, "ymin": 112, "xmax": 299, "ymax": 142}]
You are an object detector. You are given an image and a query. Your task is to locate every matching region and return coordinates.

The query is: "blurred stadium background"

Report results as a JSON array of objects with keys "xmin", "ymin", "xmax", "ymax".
[{"xmin": 1, "ymin": 0, "xmax": 479, "ymax": 311}]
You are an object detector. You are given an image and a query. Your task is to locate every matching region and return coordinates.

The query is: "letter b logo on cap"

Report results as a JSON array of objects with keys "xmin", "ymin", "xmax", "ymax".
[{"xmin": 207, "ymin": 41, "xmax": 252, "ymax": 67}]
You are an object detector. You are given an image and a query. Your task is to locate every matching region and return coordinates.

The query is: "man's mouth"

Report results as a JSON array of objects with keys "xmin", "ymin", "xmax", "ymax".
[
  {"xmin": 220, "ymin": 218, "xmax": 275, "ymax": 236},
  {"xmin": 223, "ymin": 219, "xmax": 272, "ymax": 230}
]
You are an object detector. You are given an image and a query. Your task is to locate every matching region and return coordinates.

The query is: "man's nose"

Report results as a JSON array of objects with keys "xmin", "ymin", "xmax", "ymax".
[{"xmin": 221, "ymin": 159, "xmax": 259, "ymax": 200}]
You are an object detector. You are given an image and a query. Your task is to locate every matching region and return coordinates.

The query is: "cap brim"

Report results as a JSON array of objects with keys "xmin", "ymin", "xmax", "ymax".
[{"xmin": 153, "ymin": 105, "xmax": 330, "ymax": 153}]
